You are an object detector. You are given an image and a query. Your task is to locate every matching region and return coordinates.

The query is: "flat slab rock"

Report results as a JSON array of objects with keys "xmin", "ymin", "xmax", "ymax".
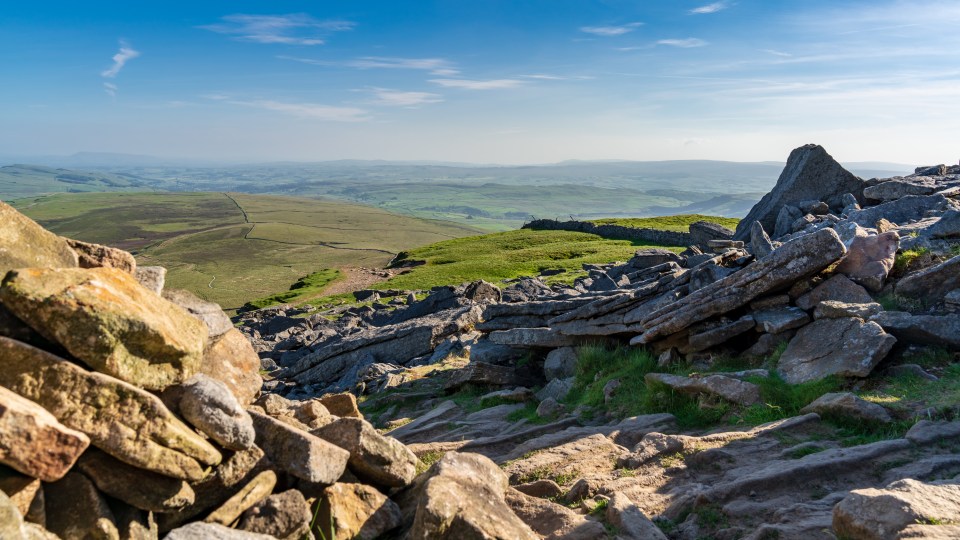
[
  {"xmin": 799, "ymin": 392, "xmax": 892, "ymax": 424},
  {"xmin": 0, "ymin": 336, "xmax": 220, "ymax": 482},
  {"xmin": 897, "ymin": 254, "xmax": 960, "ymax": 299},
  {"xmin": 871, "ymin": 311, "xmax": 960, "ymax": 349},
  {"xmin": 777, "ymin": 317, "xmax": 896, "ymax": 384},
  {"xmin": 833, "ymin": 478, "xmax": 960, "ymax": 540},
  {"xmin": 488, "ymin": 327, "xmax": 576, "ymax": 348},
  {"xmin": 0, "ymin": 385, "xmax": 89, "ymax": 482},
  {"xmin": 646, "ymin": 373, "xmax": 761, "ymax": 406}
]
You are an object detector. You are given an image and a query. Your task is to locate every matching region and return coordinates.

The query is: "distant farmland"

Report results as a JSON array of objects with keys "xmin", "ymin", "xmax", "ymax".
[{"xmin": 12, "ymin": 192, "xmax": 481, "ymax": 310}]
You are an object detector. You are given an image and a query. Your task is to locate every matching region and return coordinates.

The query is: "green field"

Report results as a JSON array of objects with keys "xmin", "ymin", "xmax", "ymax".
[
  {"xmin": 589, "ymin": 214, "xmax": 741, "ymax": 232},
  {"xmin": 371, "ymin": 228, "xmax": 684, "ymax": 293},
  {"xmin": 12, "ymin": 192, "xmax": 481, "ymax": 310}
]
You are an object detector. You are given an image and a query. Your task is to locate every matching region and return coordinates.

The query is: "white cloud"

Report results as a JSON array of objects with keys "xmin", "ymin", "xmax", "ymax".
[
  {"xmin": 657, "ymin": 38, "xmax": 708, "ymax": 48},
  {"xmin": 201, "ymin": 14, "xmax": 354, "ymax": 45},
  {"xmin": 364, "ymin": 88, "xmax": 443, "ymax": 107},
  {"xmin": 350, "ymin": 57, "xmax": 459, "ymax": 75},
  {"xmin": 690, "ymin": 2, "xmax": 729, "ymax": 15},
  {"xmin": 429, "ymin": 78, "xmax": 525, "ymax": 90},
  {"xmin": 762, "ymin": 49, "xmax": 793, "ymax": 57},
  {"xmin": 103, "ymin": 82, "xmax": 118, "ymax": 97},
  {"xmin": 580, "ymin": 22, "xmax": 643, "ymax": 37},
  {"xmin": 224, "ymin": 99, "xmax": 369, "ymax": 121},
  {"xmin": 101, "ymin": 41, "xmax": 140, "ymax": 78}
]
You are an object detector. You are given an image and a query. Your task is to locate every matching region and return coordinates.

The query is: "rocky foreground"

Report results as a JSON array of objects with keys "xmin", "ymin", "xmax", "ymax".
[{"xmin": 1, "ymin": 144, "xmax": 960, "ymax": 539}]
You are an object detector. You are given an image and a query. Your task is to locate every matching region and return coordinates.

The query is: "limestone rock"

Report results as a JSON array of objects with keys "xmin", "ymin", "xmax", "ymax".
[
  {"xmin": 606, "ymin": 492, "xmax": 668, "ymax": 540},
  {"xmin": 0, "ymin": 267, "xmax": 207, "ymax": 390},
  {"xmin": 165, "ymin": 522, "xmax": 275, "ymax": 539},
  {"xmin": 406, "ymin": 452, "xmax": 538, "ymax": 540},
  {"xmin": 777, "ymin": 318, "xmax": 896, "ymax": 384},
  {"xmin": 848, "ymin": 194, "xmax": 955, "ymax": 228},
  {"xmin": 905, "ymin": 420, "xmax": 960, "ymax": 445},
  {"xmin": 646, "ymin": 373, "xmax": 761, "ymax": 406},
  {"xmin": 66, "ymin": 238, "xmax": 136, "ymax": 273},
  {"xmin": 0, "ymin": 337, "xmax": 221, "ymax": 481},
  {"xmin": 444, "ymin": 361, "xmax": 532, "ymax": 392},
  {"xmin": 631, "ymin": 228, "xmax": 847, "ymax": 344},
  {"xmin": 543, "ymin": 347, "xmax": 577, "ymax": 380},
  {"xmin": 488, "ymin": 327, "xmax": 576, "ymax": 348},
  {"xmin": 750, "ymin": 221, "xmax": 775, "ymax": 259},
  {"xmin": 628, "ymin": 248, "xmax": 682, "ymax": 269},
  {"xmin": 833, "ymin": 478, "xmax": 960, "ymax": 540},
  {"xmin": 319, "ymin": 393, "xmax": 362, "ymax": 418},
  {"xmin": 76, "ymin": 448, "xmax": 194, "ymax": 512},
  {"xmin": 733, "ymin": 144, "xmax": 864, "ymax": 241},
  {"xmin": 0, "ymin": 386, "xmax": 89, "ymax": 482},
  {"xmin": 799, "ymin": 392, "xmax": 892, "ymax": 424},
  {"xmin": 202, "ymin": 328, "xmax": 262, "ymax": 407},
  {"xmin": 690, "ymin": 220, "xmax": 734, "ymax": 246},
  {"xmin": 45, "ymin": 471, "xmax": 119, "ymax": 540},
  {"xmin": 316, "ymin": 482, "xmax": 401, "ymax": 540},
  {"xmin": 871, "ymin": 312, "xmax": 960, "ymax": 349},
  {"xmin": 505, "ymin": 488, "xmax": 608, "ymax": 540},
  {"xmin": 752, "ymin": 307, "xmax": 808, "ymax": 334},
  {"xmin": 795, "ymin": 274, "xmax": 874, "ymax": 311},
  {"xmin": 249, "ymin": 410, "xmax": 349, "ymax": 484},
  {"xmin": 864, "ymin": 179, "xmax": 939, "ymax": 201},
  {"xmin": 0, "ymin": 200, "xmax": 78, "ymax": 275},
  {"xmin": 134, "ymin": 265, "xmax": 166, "ymax": 294},
  {"xmin": 814, "ymin": 301, "xmax": 883, "ymax": 320},
  {"xmin": 205, "ymin": 470, "xmax": 277, "ymax": 526},
  {"xmin": 897, "ymin": 255, "xmax": 960, "ymax": 299},
  {"xmin": 514, "ymin": 479, "xmax": 563, "ymax": 499},
  {"xmin": 835, "ymin": 229, "xmax": 899, "ymax": 291},
  {"xmin": 536, "ymin": 377, "xmax": 574, "ymax": 402},
  {"xmin": 163, "ymin": 288, "xmax": 234, "ymax": 338},
  {"xmin": 179, "ymin": 374, "xmax": 255, "ymax": 451},
  {"xmin": 312, "ymin": 417, "xmax": 418, "ymax": 488},
  {"xmin": 237, "ymin": 489, "xmax": 312, "ymax": 540},
  {"xmin": 687, "ymin": 316, "xmax": 756, "ymax": 351}
]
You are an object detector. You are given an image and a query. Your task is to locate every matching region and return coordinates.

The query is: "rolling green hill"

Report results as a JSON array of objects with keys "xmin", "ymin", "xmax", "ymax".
[
  {"xmin": 11, "ymin": 192, "xmax": 481, "ymax": 310},
  {"xmin": 0, "ymin": 164, "xmax": 161, "ymax": 199}
]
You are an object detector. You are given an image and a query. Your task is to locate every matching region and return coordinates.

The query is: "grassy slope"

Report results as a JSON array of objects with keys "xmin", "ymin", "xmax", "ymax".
[
  {"xmin": 14, "ymin": 192, "xmax": 481, "ymax": 310},
  {"xmin": 589, "ymin": 214, "xmax": 741, "ymax": 232},
  {"xmin": 372, "ymin": 228, "xmax": 685, "ymax": 292}
]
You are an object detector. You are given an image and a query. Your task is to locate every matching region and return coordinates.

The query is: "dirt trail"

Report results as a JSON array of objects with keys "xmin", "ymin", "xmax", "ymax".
[{"xmin": 320, "ymin": 266, "xmax": 405, "ymax": 297}]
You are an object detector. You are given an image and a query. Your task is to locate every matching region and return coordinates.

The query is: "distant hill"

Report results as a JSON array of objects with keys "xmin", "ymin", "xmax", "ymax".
[{"xmin": 0, "ymin": 164, "xmax": 162, "ymax": 200}]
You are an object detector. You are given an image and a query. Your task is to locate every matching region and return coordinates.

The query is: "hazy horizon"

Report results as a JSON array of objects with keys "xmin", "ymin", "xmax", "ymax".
[{"xmin": 4, "ymin": 1, "xmax": 959, "ymax": 165}]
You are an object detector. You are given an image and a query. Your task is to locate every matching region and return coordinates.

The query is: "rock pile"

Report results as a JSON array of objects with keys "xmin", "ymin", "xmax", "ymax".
[{"xmin": 0, "ymin": 200, "xmax": 543, "ymax": 539}]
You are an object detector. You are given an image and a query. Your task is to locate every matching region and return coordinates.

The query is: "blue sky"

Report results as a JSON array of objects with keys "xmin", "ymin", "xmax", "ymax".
[{"xmin": 3, "ymin": 1, "xmax": 959, "ymax": 164}]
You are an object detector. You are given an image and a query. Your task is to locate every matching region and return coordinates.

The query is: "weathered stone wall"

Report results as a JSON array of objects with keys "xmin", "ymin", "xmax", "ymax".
[{"xmin": 522, "ymin": 219, "xmax": 691, "ymax": 246}]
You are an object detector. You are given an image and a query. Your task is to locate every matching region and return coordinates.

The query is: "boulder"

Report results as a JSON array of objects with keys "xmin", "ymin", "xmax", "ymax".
[
  {"xmin": 645, "ymin": 373, "xmax": 761, "ymax": 406},
  {"xmin": 178, "ymin": 374, "xmax": 256, "ymax": 451},
  {"xmin": 606, "ymin": 492, "xmax": 668, "ymax": 540},
  {"xmin": 204, "ymin": 470, "xmax": 277, "ymax": 526},
  {"xmin": 505, "ymin": 488, "xmax": 608, "ymax": 539},
  {"xmin": 750, "ymin": 221, "xmax": 775, "ymax": 259},
  {"xmin": 312, "ymin": 417, "xmax": 418, "ymax": 488},
  {"xmin": 319, "ymin": 393, "xmax": 362, "ymax": 418},
  {"xmin": 795, "ymin": 274, "xmax": 873, "ymax": 311},
  {"xmin": 65, "ymin": 238, "xmax": 136, "ymax": 273},
  {"xmin": 0, "ymin": 489, "xmax": 27, "ymax": 540},
  {"xmin": 405, "ymin": 452, "xmax": 538, "ymax": 540},
  {"xmin": 249, "ymin": 410, "xmax": 349, "ymax": 484},
  {"xmin": 774, "ymin": 205, "xmax": 804, "ymax": 238},
  {"xmin": 202, "ymin": 328, "xmax": 262, "ymax": 407},
  {"xmin": 628, "ymin": 248, "xmax": 682, "ymax": 269},
  {"xmin": 45, "ymin": 471, "xmax": 119, "ymax": 540},
  {"xmin": 863, "ymin": 179, "xmax": 939, "ymax": 201},
  {"xmin": 543, "ymin": 347, "xmax": 577, "ymax": 380},
  {"xmin": 905, "ymin": 420, "xmax": 960, "ymax": 445},
  {"xmin": 163, "ymin": 288, "xmax": 234, "ymax": 338},
  {"xmin": 897, "ymin": 255, "xmax": 960, "ymax": 299},
  {"xmin": 488, "ymin": 327, "xmax": 576, "ymax": 348},
  {"xmin": 752, "ymin": 307, "xmax": 808, "ymax": 334},
  {"xmin": 0, "ymin": 267, "xmax": 207, "ymax": 390},
  {"xmin": 444, "ymin": 361, "xmax": 532, "ymax": 392},
  {"xmin": 799, "ymin": 392, "xmax": 892, "ymax": 424},
  {"xmin": 835, "ymin": 229, "xmax": 900, "ymax": 291},
  {"xmin": 926, "ymin": 209, "xmax": 960, "ymax": 238},
  {"xmin": 0, "ymin": 386, "xmax": 89, "ymax": 482},
  {"xmin": 833, "ymin": 478, "xmax": 960, "ymax": 540},
  {"xmin": 134, "ymin": 265, "xmax": 166, "ymax": 294},
  {"xmin": 237, "ymin": 489, "xmax": 312, "ymax": 540},
  {"xmin": 316, "ymin": 482, "xmax": 402, "ymax": 540},
  {"xmin": 848, "ymin": 194, "xmax": 955, "ymax": 228},
  {"xmin": 777, "ymin": 318, "xmax": 896, "ymax": 384},
  {"xmin": 165, "ymin": 522, "xmax": 275, "ymax": 539},
  {"xmin": 514, "ymin": 479, "xmax": 563, "ymax": 499},
  {"xmin": 733, "ymin": 144, "xmax": 864, "ymax": 241},
  {"xmin": 631, "ymin": 228, "xmax": 847, "ymax": 344},
  {"xmin": 76, "ymin": 448, "xmax": 194, "ymax": 512},
  {"xmin": 0, "ymin": 200, "xmax": 78, "ymax": 275},
  {"xmin": 536, "ymin": 397, "xmax": 563, "ymax": 418},
  {"xmin": 814, "ymin": 300, "xmax": 883, "ymax": 320},
  {"xmin": 687, "ymin": 316, "xmax": 756, "ymax": 351},
  {"xmin": 536, "ymin": 377, "xmax": 574, "ymax": 402},
  {"xmin": 0, "ymin": 337, "xmax": 221, "ymax": 481},
  {"xmin": 690, "ymin": 220, "xmax": 735, "ymax": 246},
  {"xmin": 871, "ymin": 312, "xmax": 960, "ymax": 349}
]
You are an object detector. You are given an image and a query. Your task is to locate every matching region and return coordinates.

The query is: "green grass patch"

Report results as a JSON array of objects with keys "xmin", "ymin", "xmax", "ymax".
[
  {"xmin": 588, "ymin": 214, "xmax": 740, "ymax": 232},
  {"xmin": 243, "ymin": 269, "xmax": 342, "ymax": 310},
  {"xmin": 735, "ymin": 374, "xmax": 843, "ymax": 425},
  {"xmin": 378, "ymin": 229, "xmax": 683, "ymax": 292},
  {"xmin": 892, "ymin": 248, "xmax": 930, "ymax": 276},
  {"xmin": 860, "ymin": 362, "xmax": 960, "ymax": 418},
  {"xmin": 505, "ymin": 401, "xmax": 554, "ymax": 425},
  {"xmin": 415, "ymin": 451, "xmax": 446, "ymax": 476}
]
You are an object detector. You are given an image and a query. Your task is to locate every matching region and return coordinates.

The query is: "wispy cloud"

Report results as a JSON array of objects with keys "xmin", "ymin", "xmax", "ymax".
[
  {"xmin": 521, "ymin": 74, "xmax": 593, "ymax": 81},
  {"xmin": 103, "ymin": 82, "xmax": 118, "ymax": 97},
  {"xmin": 429, "ymin": 78, "xmax": 525, "ymax": 90},
  {"xmin": 218, "ymin": 98, "xmax": 369, "ymax": 121},
  {"xmin": 690, "ymin": 2, "xmax": 729, "ymax": 15},
  {"xmin": 101, "ymin": 41, "xmax": 140, "ymax": 78},
  {"xmin": 363, "ymin": 88, "xmax": 444, "ymax": 107},
  {"xmin": 201, "ymin": 14, "xmax": 354, "ymax": 45},
  {"xmin": 580, "ymin": 22, "xmax": 643, "ymax": 37},
  {"xmin": 657, "ymin": 38, "xmax": 708, "ymax": 48},
  {"xmin": 762, "ymin": 49, "xmax": 793, "ymax": 57},
  {"xmin": 279, "ymin": 55, "xmax": 460, "ymax": 75}
]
